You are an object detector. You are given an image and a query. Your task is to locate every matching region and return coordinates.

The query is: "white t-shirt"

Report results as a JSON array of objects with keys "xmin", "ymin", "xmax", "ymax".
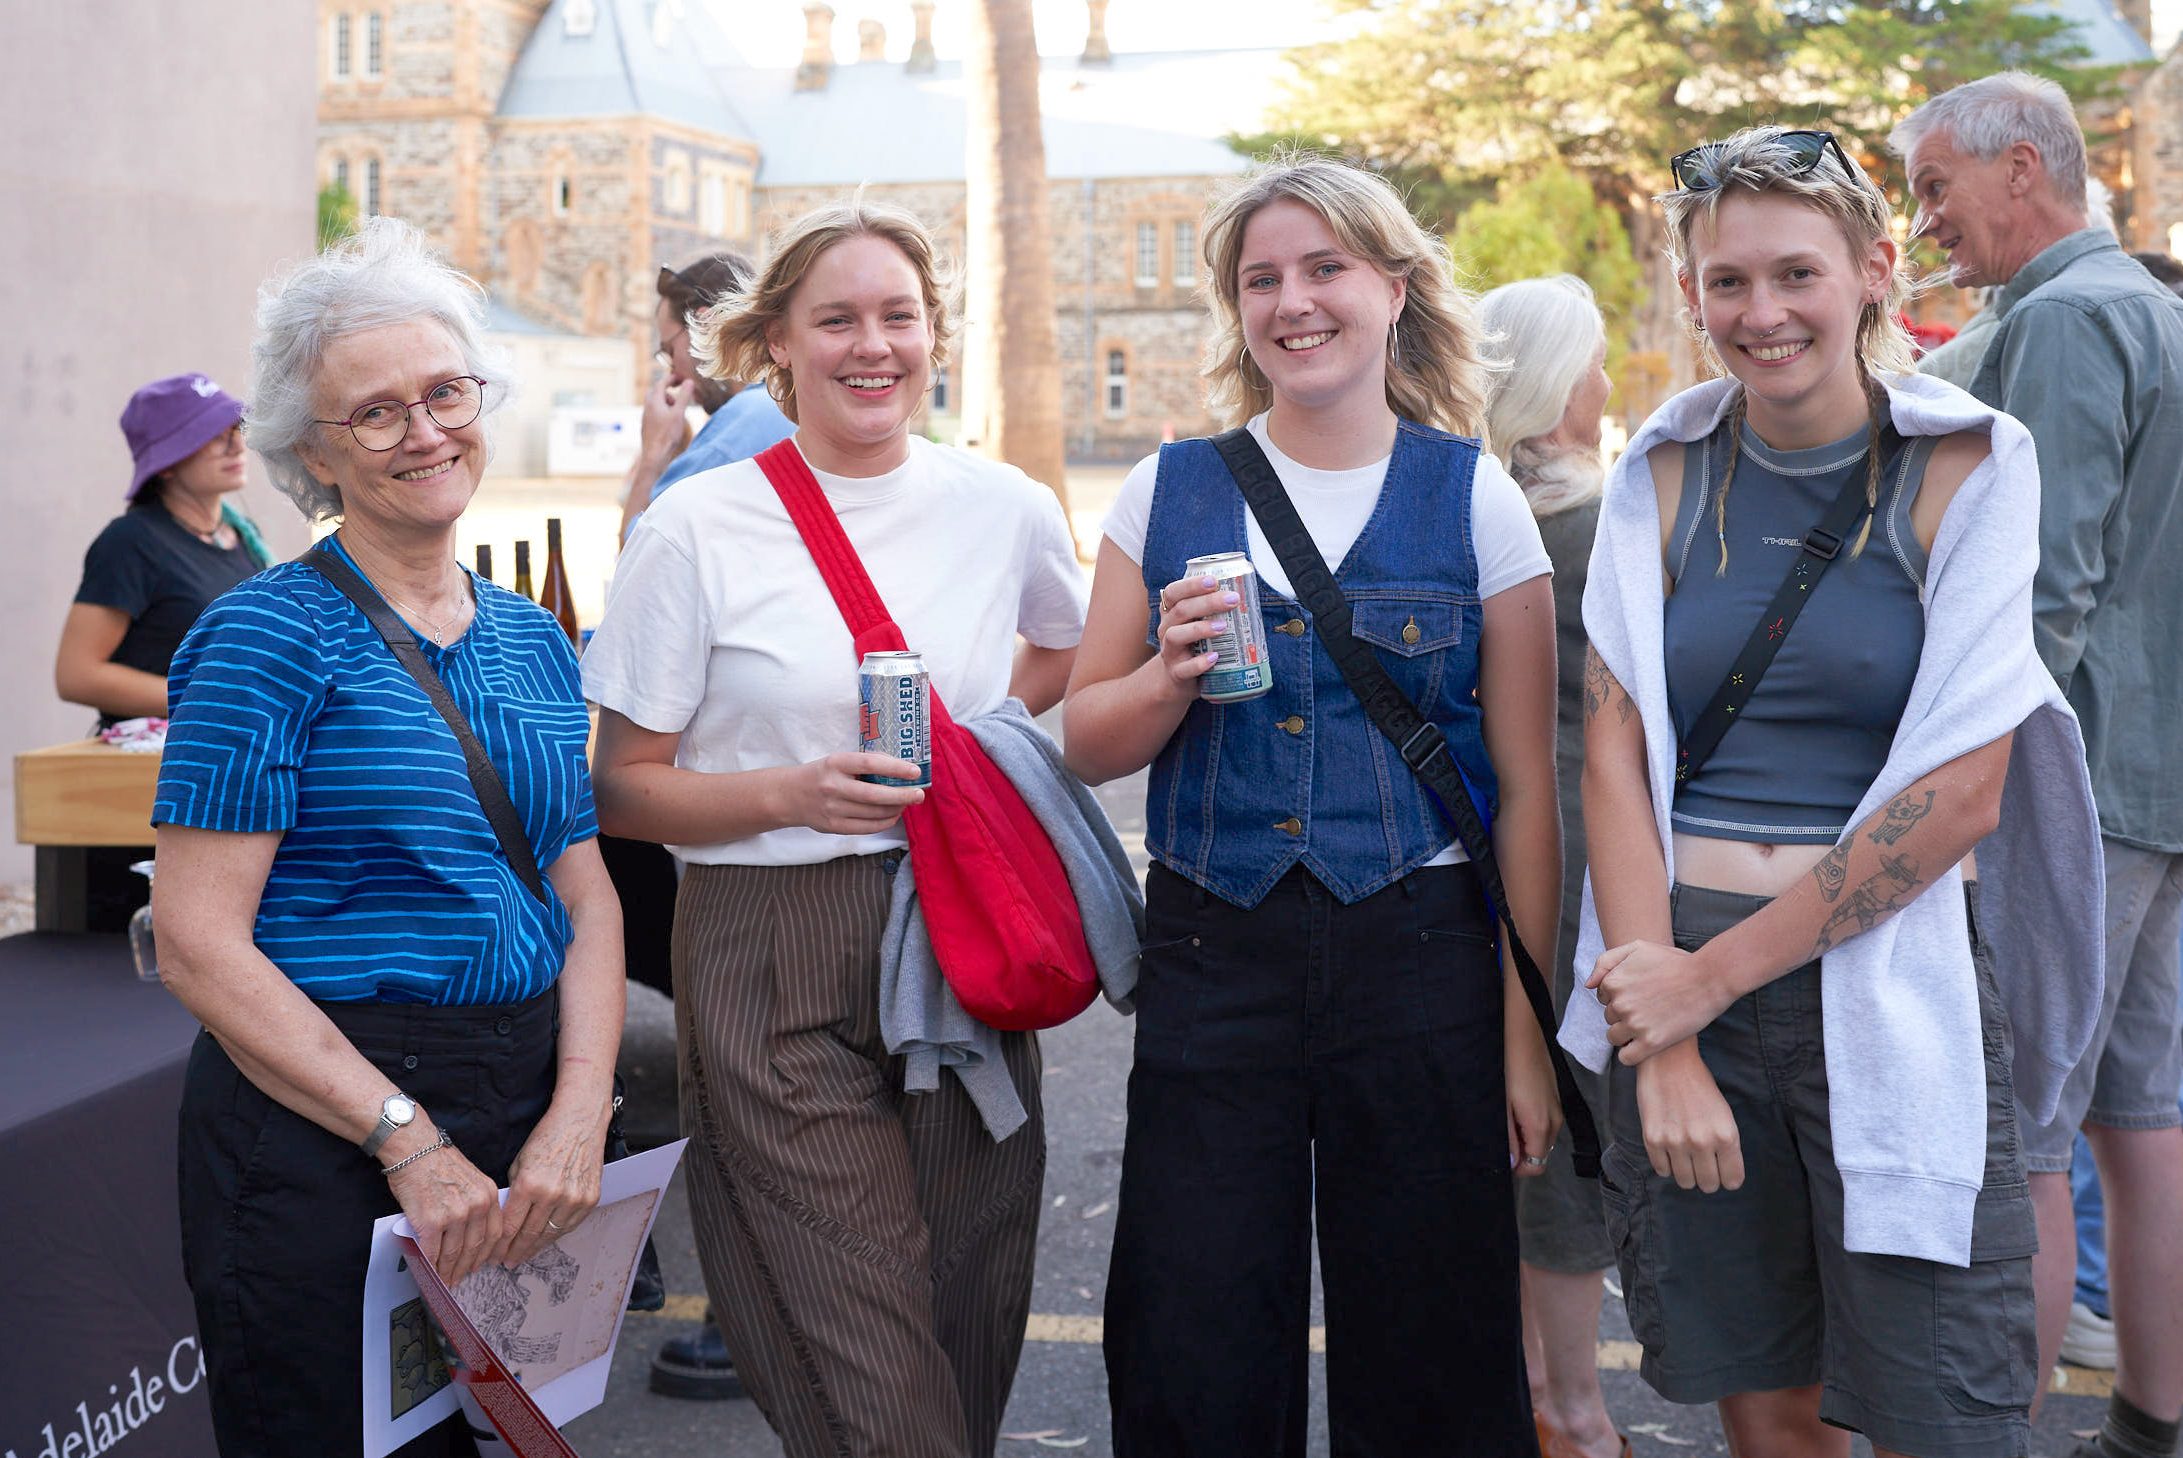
[
  {"xmin": 1100, "ymin": 414, "xmax": 1552, "ymax": 868},
  {"xmin": 1102, "ymin": 413, "xmax": 1551, "ymax": 600},
  {"xmin": 582, "ymin": 436, "xmax": 1088, "ymax": 866}
]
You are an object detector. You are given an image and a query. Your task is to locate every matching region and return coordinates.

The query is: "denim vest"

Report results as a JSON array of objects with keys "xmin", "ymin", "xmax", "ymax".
[{"xmin": 1140, "ymin": 420, "xmax": 1499, "ymax": 908}]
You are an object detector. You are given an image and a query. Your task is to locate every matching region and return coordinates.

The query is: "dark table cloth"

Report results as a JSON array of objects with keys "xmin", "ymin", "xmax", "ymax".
[{"xmin": 0, "ymin": 933, "xmax": 215, "ymax": 1457}]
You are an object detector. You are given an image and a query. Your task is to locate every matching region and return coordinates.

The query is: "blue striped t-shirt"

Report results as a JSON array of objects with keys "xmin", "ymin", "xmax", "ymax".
[{"xmin": 153, "ymin": 537, "xmax": 598, "ymax": 1005}]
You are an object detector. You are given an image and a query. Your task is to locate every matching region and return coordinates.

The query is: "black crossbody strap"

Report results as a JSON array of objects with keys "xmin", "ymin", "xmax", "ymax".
[
  {"xmin": 1674, "ymin": 430, "xmax": 1885, "ymax": 788},
  {"xmin": 1209, "ymin": 430, "xmax": 1602, "ymax": 1179},
  {"xmin": 302, "ymin": 541, "xmax": 550, "ymax": 906}
]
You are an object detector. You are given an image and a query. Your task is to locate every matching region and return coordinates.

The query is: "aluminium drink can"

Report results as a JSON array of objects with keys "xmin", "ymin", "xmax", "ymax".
[
  {"xmin": 858, "ymin": 651, "xmax": 933, "ymax": 786},
  {"xmin": 1184, "ymin": 551, "xmax": 1274, "ymax": 703}
]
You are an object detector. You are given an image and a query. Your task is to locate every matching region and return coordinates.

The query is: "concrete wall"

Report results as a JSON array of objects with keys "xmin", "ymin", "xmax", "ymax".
[{"xmin": 1, "ymin": 4, "xmax": 319, "ymax": 881}]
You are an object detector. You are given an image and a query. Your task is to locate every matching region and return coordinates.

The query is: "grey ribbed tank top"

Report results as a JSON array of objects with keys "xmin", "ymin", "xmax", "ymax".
[{"xmin": 1662, "ymin": 415, "xmax": 1934, "ymax": 845}]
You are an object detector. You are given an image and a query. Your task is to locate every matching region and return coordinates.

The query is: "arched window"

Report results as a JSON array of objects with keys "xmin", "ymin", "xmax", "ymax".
[
  {"xmin": 505, "ymin": 218, "xmax": 543, "ymax": 296},
  {"xmin": 581, "ymin": 261, "xmax": 615, "ymax": 335},
  {"xmin": 932, "ymin": 365, "xmax": 951, "ymax": 413},
  {"xmin": 1133, "ymin": 222, "xmax": 1158, "ymax": 288},
  {"xmin": 554, "ymin": 175, "xmax": 573, "ymax": 216},
  {"xmin": 332, "ymin": 158, "xmax": 350, "ymax": 193},
  {"xmin": 699, "ymin": 171, "xmax": 727, "ymax": 237},
  {"xmin": 331, "ymin": 13, "xmax": 352, "ymax": 78},
  {"xmin": 364, "ymin": 158, "xmax": 381, "ymax": 216},
  {"xmin": 1104, "ymin": 348, "xmax": 1128, "ymax": 418},
  {"xmin": 365, "ymin": 12, "xmax": 383, "ymax": 77},
  {"xmin": 1172, "ymin": 219, "xmax": 1196, "ymax": 287},
  {"xmin": 662, "ymin": 151, "xmax": 692, "ymax": 213}
]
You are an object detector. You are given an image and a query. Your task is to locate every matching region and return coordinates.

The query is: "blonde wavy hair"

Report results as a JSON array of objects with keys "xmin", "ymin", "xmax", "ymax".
[
  {"xmin": 1659, "ymin": 127, "xmax": 1915, "ymax": 572},
  {"xmin": 690, "ymin": 195, "xmax": 956, "ymax": 424},
  {"xmin": 1200, "ymin": 153, "xmax": 1495, "ymax": 436}
]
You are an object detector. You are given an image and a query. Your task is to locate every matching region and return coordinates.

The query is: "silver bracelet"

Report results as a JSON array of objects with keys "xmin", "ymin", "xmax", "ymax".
[{"xmin": 379, "ymin": 1129, "xmax": 453, "ymax": 1177}]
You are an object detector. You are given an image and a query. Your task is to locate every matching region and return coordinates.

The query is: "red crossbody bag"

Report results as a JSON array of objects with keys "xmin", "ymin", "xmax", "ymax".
[{"xmin": 754, "ymin": 439, "xmax": 1100, "ymax": 1032}]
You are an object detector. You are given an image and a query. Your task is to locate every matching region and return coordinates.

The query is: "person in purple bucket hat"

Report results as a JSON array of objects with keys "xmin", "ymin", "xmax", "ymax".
[
  {"xmin": 53, "ymin": 372, "xmax": 273, "ymax": 929},
  {"xmin": 57, "ymin": 372, "xmax": 273, "ymax": 728}
]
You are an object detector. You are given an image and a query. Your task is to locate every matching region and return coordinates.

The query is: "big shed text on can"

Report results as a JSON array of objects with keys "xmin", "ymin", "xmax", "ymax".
[
  {"xmin": 1184, "ymin": 551, "xmax": 1274, "ymax": 703},
  {"xmin": 858, "ymin": 651, "xmax": 933, "ymax": 786}
]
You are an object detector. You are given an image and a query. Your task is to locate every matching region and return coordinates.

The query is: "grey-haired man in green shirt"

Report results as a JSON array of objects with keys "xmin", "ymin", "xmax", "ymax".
[{"xmin": 1896, "ymin": 71, "xmax": 2183, "ymax": 1458}]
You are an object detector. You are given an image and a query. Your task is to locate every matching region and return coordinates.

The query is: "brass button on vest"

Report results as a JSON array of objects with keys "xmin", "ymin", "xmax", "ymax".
[
  {"xmin": 1276, "ymin": 618, "xmax": 1306, "ymax": 636},
  {"xmin": 1279, "ymin": 715, "xmax": 1304, "ymax": 735},
  {"xmin": 1274, "ymin": 816, "xmax": 1303, "ymax": 835},
  {"xmin": 1401, "ymin": 616, "xmax": 1421, "ymax": 645}
]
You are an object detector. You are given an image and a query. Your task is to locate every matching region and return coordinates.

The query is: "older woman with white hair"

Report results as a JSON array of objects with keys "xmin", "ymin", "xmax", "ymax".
[
  {"xmin": 1479, "ymin": 274, "xmax": 1625, "ymax": 1458},
  {"xmin": 151, "ymin": 217, "xmax": 623, "ymax": 1458}
]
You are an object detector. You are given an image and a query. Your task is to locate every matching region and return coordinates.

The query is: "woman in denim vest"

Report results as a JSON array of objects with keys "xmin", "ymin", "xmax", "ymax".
[{"xmin": 1066, "ymin": 154, "xmax": 1566, "ymax": 1455}]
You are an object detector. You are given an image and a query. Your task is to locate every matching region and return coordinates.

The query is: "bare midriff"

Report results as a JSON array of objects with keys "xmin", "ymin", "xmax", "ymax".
[{"xmin": 1673, "ymin": 832, "xmax": 1977, "ymax": 901}]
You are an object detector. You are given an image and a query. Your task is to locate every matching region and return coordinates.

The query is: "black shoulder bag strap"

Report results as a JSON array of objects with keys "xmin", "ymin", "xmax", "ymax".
[
  {"xmin": 1209, "ymin": 429, "xmax": 1603, "ymax": 1179},
  {"xmin": 1673, "ymin": 426, "xmax": 1886, "ymax": 788},
  {"xmin": 302, "ymin": 541, "xmax": 550, "ymax": 906}
]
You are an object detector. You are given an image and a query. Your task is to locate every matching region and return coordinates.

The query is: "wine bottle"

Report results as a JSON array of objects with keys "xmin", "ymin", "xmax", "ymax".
[
  {"xmin": 513, "ymin": 540, "xmax": 534, "ymax": 600},
  {"xmin": 538, "ymin": 518, "xmax": 580, "ymax": 647},
  {"xmin": 475, "ymin": 543, "xmax": 494, "ymax": 583}
]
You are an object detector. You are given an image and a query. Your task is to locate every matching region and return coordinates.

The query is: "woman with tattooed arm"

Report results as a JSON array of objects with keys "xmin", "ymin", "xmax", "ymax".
[{"xmin": 1565, "ymin": 127, "xmax": 2102, "ymax": 1458}]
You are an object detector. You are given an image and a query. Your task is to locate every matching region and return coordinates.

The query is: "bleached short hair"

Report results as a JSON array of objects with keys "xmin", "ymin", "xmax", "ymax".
[
  {"xmin": 1889, "ymin": 71, "xmax": 2089, "ymax": 211},
  {"xmin": 248, "ymin": 217, "xmax": 509, "ymax": 521}
]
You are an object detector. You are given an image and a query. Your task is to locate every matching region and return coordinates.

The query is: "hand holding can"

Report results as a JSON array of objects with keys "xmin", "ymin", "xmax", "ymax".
[{"xmin": 1180, "ymin": 552, "xmax": 1274, "ymax": 703}]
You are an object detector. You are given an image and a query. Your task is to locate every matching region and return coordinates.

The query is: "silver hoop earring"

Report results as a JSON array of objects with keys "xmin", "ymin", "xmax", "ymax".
[{"xmin": 1387, "ymin": 322, "xmax": 1402, "ymax": 370}]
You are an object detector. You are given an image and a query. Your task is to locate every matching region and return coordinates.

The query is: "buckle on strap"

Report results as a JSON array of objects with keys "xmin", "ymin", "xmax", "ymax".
[
  {"xmin": 1397, "ymin": 720, "xmax": 1446, "ymax": 771},
  {"xmin": 1803, "ymin": 526, "xmax": 1844, "ymax": 561}
]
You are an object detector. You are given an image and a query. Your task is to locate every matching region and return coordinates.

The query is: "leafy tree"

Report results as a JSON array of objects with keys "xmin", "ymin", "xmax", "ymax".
[
  {"xmin": 1452, "ymin": 163, "xmax": 1644, "ymax": 364},
  {"xmin": 1270, "ymin": 0, "xmax": 2115, "ymax": 204},
  {"xmin": 318, "ymin": 182, "xmax": 359, "ymax": 252}
]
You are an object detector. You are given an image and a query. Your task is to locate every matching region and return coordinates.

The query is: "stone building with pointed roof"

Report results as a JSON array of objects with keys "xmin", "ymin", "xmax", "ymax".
[{"xmin": 316, "ymin": 0, "xmax": 1281, "ymax": 460}]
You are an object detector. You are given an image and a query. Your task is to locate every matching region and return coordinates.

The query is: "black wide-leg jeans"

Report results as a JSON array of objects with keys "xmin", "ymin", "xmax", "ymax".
[{"xmin": 1104, "ymin": 862, "xmax": 1536, "ymax": 1458}]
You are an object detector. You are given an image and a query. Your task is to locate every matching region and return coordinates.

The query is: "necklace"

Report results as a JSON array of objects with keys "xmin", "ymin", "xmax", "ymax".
[{"xmin": 379, "ymin": 579, "xmax": 469, "ymax": 647}]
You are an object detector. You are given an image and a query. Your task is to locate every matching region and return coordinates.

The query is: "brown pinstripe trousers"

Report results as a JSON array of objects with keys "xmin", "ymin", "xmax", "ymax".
[{"xmin": 673, "ymin": 855, "xmax": 1046, "ymax": 1458}]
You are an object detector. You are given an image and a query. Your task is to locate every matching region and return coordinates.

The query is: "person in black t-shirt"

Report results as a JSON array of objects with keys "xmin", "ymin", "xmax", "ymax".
[
  {"xmin": 54, "ymin": 373, "xmax": 273, "ymax": 930},
  {"xmin": 57, "ymin": 373, "xmax": 271, "ymax": 727}
]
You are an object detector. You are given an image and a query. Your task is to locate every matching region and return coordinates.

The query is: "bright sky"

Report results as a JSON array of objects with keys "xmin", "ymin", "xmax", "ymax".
[{"xmin": 704, "ymin": 0, "xmax": 1340, "ymax": 65}]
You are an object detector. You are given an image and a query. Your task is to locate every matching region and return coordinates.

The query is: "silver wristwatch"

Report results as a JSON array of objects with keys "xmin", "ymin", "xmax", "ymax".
[{"xmin": 360, "ymin": 1092, "xmax": 420, "ymax": 1159}]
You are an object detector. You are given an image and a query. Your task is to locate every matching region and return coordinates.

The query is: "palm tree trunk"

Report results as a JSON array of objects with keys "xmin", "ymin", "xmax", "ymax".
[{"xmin": 963, "ymin": 0, "xmax": 1071, "ymax": 519}]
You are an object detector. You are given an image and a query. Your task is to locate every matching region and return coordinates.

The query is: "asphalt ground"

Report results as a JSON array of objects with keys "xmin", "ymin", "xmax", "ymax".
[{"xmin": 570, "ymin": 753, "xmax": 2117, "ymax": 1458}]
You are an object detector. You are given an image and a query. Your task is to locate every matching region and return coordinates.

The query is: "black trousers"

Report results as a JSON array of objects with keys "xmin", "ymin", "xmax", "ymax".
[
  {"xmin": 597, "ymin": 832, "xmax": 679, "ymax": 999},
  {"xmin": 177, "ymin": 989, "xmax": 557, "ymax": 1457},
  {"xmin": 1104, "ymin": 863, "xmax": 1536, "ymax": 1458}
]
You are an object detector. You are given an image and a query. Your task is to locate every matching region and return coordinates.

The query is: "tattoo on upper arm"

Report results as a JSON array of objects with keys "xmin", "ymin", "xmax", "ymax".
[
  {"xmin": 1582, "ymin": 645, "xmax": 1639, "ymax": 727},
  {"xmin": 1812, "ymin": 851, "xmax": 1923, "ymax": 955},
  {"xmin": 1868, "ymin": 790, "xmax": 1936, "ymax": 846}
]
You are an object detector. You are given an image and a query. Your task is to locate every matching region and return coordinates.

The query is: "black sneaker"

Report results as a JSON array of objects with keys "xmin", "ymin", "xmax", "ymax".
[{"xmin": 649, "ymin": 1315, "xmax": 744, "ymax": 1401}]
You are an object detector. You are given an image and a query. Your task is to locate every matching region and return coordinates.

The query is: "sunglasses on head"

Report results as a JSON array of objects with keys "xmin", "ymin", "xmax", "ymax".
[{"xmin": 1670, "ymin": 129, "xmax": 1860, "ymax": 193}]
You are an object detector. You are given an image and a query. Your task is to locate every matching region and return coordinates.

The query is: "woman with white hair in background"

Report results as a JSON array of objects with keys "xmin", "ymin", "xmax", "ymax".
[
  {"xmin": 1479, "ymin": 274, "xmax": 1628, "ymax": 1458},
  {"xmin": 151, "ymin": 216, "xmax": 624, "ymax": 1457}
]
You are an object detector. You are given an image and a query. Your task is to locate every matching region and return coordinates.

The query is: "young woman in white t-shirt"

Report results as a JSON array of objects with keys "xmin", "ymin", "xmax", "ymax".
[
  {"xmin": 583, "ymin": 199, "xmax": 1086, "ymax": 1458},
  {"xmin": 1064, "ymin": 154, "xmax": 1566, "ymax": 1455}
]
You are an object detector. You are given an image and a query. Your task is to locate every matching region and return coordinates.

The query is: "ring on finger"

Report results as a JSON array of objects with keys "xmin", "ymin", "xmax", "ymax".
[{"xmin": 544, "ymin": 1216, "xmax": 563, "ymax": 1232}]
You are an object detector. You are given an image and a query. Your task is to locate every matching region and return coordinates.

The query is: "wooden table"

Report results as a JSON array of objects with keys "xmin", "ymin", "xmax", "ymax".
[{"xmin": 14, "ymin": 740, "xmax": 161, "ymax": 931}]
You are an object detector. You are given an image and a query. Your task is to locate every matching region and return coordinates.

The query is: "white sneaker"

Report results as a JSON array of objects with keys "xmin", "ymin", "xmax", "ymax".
[{"xmin": 2061, "ymin": 1300, "xmax": 2118, "ymax": 1369}]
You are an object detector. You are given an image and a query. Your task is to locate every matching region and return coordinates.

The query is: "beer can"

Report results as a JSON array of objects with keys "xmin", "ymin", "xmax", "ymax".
[
  {"xmin": 1184, "ymin": 551, "xmax": 1274, "ymax": 703},
  {"xmin": 858, "ymin": 651, "xmax": 932, "ymax": 786}
]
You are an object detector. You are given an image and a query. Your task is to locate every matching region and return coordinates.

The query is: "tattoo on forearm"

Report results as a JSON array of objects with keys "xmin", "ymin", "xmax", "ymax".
[
  {"xmin": 1811, "ymin": 842, "xmax": 1850, "ymax": 901},
  {"xmin": 1868, "ymin": 789, "xmax": 1936, "ymax": 846},
  {"xmin": 1812, "ymin": 851, "xmax": 1923, "ymax": 955}
]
